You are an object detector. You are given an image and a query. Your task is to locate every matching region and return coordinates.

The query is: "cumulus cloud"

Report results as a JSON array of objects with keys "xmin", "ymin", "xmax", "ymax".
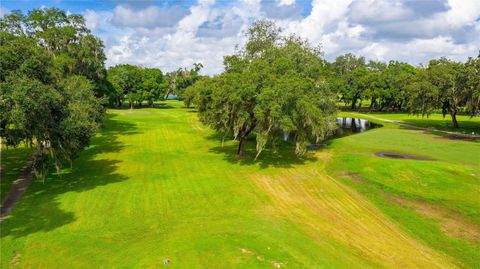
[
  {"xmin": 111, "ymin": 5, "xmax": 189, "ymax": 28},
  {"xmin": 80, "ymin": 0, "xmax": 480, "ymax": 74},
  {"xmin": 0, "ymin": 6, "xmax": 9, "ymax": 18}
]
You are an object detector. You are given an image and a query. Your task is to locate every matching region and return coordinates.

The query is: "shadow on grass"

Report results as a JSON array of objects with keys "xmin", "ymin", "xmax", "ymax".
[
  {"xmin": 1, "ymin": 146, "xmax": 33, "ymax": 199},
  {"xmin": 400, "ymin": 118, "xmax": 480, "ymax": 135},
  {"xmin": 206, "ymin": 133, "xmax": 318, "ymax": 169},
  {"xmin": 397, "ymin": 122, "xmax": 480, "ymax": 142},
  {"xmin": 110, "ymin": 102, "xmax": 176, "ymax": 110},
  {"xmin": 0, "ymin": 113, "xmax": 139, "ymax": 239}
]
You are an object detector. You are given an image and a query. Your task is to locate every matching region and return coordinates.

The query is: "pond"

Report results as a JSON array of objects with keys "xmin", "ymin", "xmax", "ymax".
[
  {"xmin": 282, "ymin": 117, "xmax": 381, "ymax": 150},
  {"xmin": 331, "ymin": 117, "xmax": 381, "ymax": 138},
  {"xmin": 313, "ymin": 117, "xmax": 381, "ymax": 149}
]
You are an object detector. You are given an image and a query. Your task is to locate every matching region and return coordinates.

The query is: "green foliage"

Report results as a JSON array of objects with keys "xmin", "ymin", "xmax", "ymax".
[
  {"xmin": 332, "ymin": 51, "xmax": 479, "ymax": 128},
  {"xmin": 332, "ymin": 53, "xmax": 367, "ymax": 109},
  {"xmin": 0, "ymin": 8, "xmax": 106, "ymax": 177},
  {"xmin": 192, "ymin": 21, "xmax": 337, "ymax": 158},
  {"xmin": 106, "ymin": 64, "xmax": 166, "ymax": 108},
  {"xmin": 165, "ymin": 63, "xmax": 203, "ymax": 100},
  {"xmin": 406, "ymin": 68, "xmax": 438, "ymax": 117},
  {"xmin": 1, "ymin": 8, "xmax": 108, "ymax": 96}
]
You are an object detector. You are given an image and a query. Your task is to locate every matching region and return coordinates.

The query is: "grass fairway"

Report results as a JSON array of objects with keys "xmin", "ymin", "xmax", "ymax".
[
  {"xmin": 1, "ymin": 101, "xmax": 478, "ymax": 268},
  {"xmin": 356, "ymin": 112, "xmax": 480, "ymax": 134},
  {"xmin": 1, "ymin": 145, "xmax": 32, "ymax": 200}
]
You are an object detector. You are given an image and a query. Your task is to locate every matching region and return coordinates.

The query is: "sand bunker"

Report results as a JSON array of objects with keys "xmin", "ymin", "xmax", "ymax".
[{"xmin": 375, "ymin": 151, "xmax": 433, "ymax": 161}]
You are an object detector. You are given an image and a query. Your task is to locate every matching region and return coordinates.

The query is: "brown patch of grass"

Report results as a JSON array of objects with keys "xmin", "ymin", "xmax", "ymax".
[
  {"xmin": 387, "ymin": 196, "xmax": 480, "ymax": 241},
  {"xmin": 10, "ymin": 252, "xmax": 21, "ymax": 266},
  {"xmin": 375, "ymin": 151, "xmax": 434, "ymax": 161},
  {"xmin": 340, "ymin": 171, "xmax": 367, "ymax": 183},
  {"xmin": 440, "ymin": 133, "xmax": 480, "ymax": 142},
  {"xmin": 251, "ymin": 167, "xmax": 459, "ymax": 268}
]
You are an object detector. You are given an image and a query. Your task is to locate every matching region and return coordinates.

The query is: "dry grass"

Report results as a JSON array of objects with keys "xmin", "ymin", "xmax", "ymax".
[
  {"xmin": 387, "ymin": 196, "xmax": 480, "ymax": 241},
  {"xmin": 252, "ymin": 152, "xmax": 459, "ymax": 268}
]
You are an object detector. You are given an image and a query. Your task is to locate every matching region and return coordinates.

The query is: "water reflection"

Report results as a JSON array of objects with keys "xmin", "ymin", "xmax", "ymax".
[
  {"xmin": 334, "ymin": 117, "xmax": 379, "ymax": 137},
  {"xmin": 281, "ymin": 117, "xmax": 381, "ymax": 150}
]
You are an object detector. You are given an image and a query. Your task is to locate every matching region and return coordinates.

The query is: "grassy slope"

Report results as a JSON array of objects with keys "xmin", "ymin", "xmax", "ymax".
[
  {"xmin": 1, "ymin": 144, "xmax": 32, "ymax": 200},
  {"xmin": 0, "ymin": 101, "xmax": 477, "ymax": 268},
  {"xmin": 354, "ymin": 112, "xmax": 480, "ymax": 134},
  {"xmin": 332, "ymin": 112, "xmax": 480, "ymax": 268}
]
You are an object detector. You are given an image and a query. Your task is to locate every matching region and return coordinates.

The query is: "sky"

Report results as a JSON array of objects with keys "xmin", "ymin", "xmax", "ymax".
[{"xmin": 1, "ymin": 0, "xmax": 479, "ymax": 74}]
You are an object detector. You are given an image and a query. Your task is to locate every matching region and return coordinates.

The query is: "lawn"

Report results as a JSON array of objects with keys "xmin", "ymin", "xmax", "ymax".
[
  {"xmin": 1, "ymin": 144, "xmax": 32, "ymax": 200},
  {"xmin": 1, "ymin": 101, "xmax": 478, "ymax": 268},
  {"xmin": 353, "ymin": 112, "xmax": 480, "ymax": 134}
]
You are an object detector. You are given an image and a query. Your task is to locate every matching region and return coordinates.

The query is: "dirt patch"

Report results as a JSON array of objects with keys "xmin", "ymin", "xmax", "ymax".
[
  {"xmin": 437, "ymin": 133, "xmax": 480, "ymax": 142},
  {"xmin": 240, "ymin": 248, "xmax": 252, "ymax": 254},
  {"xmin": 341, "ymin": 171, "xmax": 368, "ymax": 183},
  {"xmin": 10, "ymin": 252, "xmax": 21, "ymax": 266},
  {"xmin": 387, "ymin": 195, "xmax": 480, "ymax": 241},
  {"xmin": 239, "ymin": 247, "xmax": 283, "ymax": 267},
  {"xmin": 375, "ymin": 151, "xmax": 434, "ymax": 161}
]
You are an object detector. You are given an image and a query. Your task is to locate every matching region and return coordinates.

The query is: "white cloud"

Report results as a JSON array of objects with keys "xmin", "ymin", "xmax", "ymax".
[
  {"xmin": 82, "ymin": 0, "xmax": 480, "ymax": 74},
  {"xmin": 349, "ymin": 0, "xmax": 413, "ymax": 23},
  {"xmin": 112, "ymin": 5, "xmax": 188, "ymax": 28},
  {"xmin": 278, "ymin": 0, "xmax": 296, "ymax": 6},
  {"xmin": 0, "ymin": 7, "xmax": 9, "ymax": 18}
]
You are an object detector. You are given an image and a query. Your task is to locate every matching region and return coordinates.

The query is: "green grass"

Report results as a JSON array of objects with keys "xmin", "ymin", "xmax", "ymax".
[
  {"xmin": 1, "ymin": 101, "xmax": 478, "ymax": 268},
  {"xmin": 355, "ymin": 112, "xmax": 480, "ymax": 134},
  {"xmin": 1, "ymin": 144, "xmax": 32, "ymax": 200},
  {"xmin": 331, "ymin": 112, "xmax": 480, "ymax": 268}
]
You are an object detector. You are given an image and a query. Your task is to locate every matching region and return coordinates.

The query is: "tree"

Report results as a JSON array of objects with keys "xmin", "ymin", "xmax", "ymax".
[
  {"xmin": 0, "ymin": 8, "xmax": 106, "ymax": 177},
  {"xmin": 406, "ymin": 67, "xmax": 438, "ymax": 117},
  {"xmin": 107, "ymin": 64, "xmax": 141, "ymax": 108},
  {"xmin": 106, "ymin": 65, "xmax": 166, "ymax": 108},
  {"xmin": 381, "ymin": 61, "xmax": 415, "ymax": 111},
  {"xmin": 463, "ymin": 54, "xmax": 480, "ymax": 117},
  {"xmin": 195, "ymin": 21, "xmax": 337, "ymax": 158},
  {"xmin": 1, "ymin": 8, "xmax": 109, "ymax": 97},
  {"xmin": 140, "ymin": 68, "xmax": 167, "ymax": 106},
  {"xmin": 427, "ymin": 58, "xmax": 464, "ymax": 128},
  {"xmin": 332, "ymin": 53, "xmax": 367, "ymax": 109},
  {"xmin": 165, "ymin": 63, "xmax": 203, "ymax": 100}
]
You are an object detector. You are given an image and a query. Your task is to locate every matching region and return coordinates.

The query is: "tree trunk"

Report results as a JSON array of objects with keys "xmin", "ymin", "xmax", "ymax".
[
  {"xmin": 351, "ymin": 97, "xmax": 358, "ymax": 110},
  {"xmin": 369, "ymin": 97, "xmax": 375, "ymax": 112},
  {"xmin": 450, "ymin": 112, "xmax": 459, "ymax": 128},
  {"xmin": 237, "ymin": 136, "xmax": 247, "ymax": 157},
  {"xmin": 378, "ymin": 101, "xmax": 385, "ymax": 112}
]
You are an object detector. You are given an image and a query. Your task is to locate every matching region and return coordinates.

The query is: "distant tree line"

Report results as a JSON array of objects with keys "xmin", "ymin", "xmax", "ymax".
[
  {"xmin": 0, "ymin": 8, "xmax": 107, "ymax": 177},
  {"xmin": 183, "ymin": 21, "xmax": 479, "ymax": 158},
  {"xmin": 331, "ymin": 53, "xmax": 480, "ymax": 128},
  {"xmin": 105, "ymin": 63, "xmax": 202, "ymax": 109}
]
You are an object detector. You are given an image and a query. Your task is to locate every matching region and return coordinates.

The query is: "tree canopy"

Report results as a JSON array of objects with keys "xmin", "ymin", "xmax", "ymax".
[
  {"xmin": 106, "ymin": 64, "xmax": 167, "ymax": 108},
  {"xmin": 187, "ymin": 21, "xmax": 337, "ymax": 158},
  {"xmin": 0, "ymin": 8, "xmax": 106, "ymax": 177},
  {"xmin": 330, "ymin": 51, "xmax": 480, "ymax": 128}
]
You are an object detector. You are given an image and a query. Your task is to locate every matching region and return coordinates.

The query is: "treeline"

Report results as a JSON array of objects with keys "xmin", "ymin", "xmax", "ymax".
[
  {"xmin": 0, "ymin": 8, "xmax": 106, "ymax": 176},
  {"xmin": 330, "ymin": 53, "xmax": 479, "ymax": 128},
  {"xmin": 184, "ymin": 38, "xmax": 480, "ymax": 131},
  {"xmin": 183, "ymin": 21, "xmax": 479, "ymax": 158},
  {"xmin": 105, "ymin": 63, "xmax": 202, "ymax": 108}
]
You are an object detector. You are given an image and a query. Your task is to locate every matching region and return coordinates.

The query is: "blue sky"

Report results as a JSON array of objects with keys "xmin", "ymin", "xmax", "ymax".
[{"xmin": 2, "ymin": 0, "xmax": 479, "ymax": 74}]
